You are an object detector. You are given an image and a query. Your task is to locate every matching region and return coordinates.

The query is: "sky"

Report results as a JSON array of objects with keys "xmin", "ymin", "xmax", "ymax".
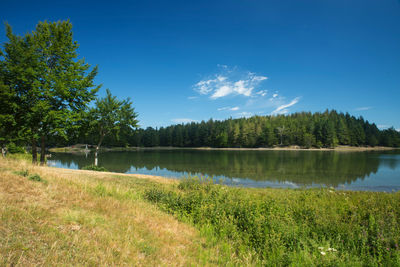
[{"xmin": 1, "ymin": 0, "xmax": 400, "ymax": 130}]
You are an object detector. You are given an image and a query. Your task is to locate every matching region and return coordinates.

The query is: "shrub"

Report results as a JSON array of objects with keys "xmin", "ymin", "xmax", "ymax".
[
  {"xmin": 82, "ymin": 165, "xmax": 108, "ymax": 172},
  {"xmin": 28, "ymin": 174, "xmax": 47, "ymax": 184},
  {"xmin": 7, "ymin": 143, "xmax": 25, "ymax": 154},
  {"xmin": 14, "ymin": 169, "xmax": 29, "ymax": 177}
]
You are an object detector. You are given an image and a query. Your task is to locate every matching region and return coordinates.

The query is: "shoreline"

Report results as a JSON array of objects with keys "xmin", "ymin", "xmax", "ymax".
[{"xmin": 49, "ymin": 145, "xmax": 399, "ymax": 153}]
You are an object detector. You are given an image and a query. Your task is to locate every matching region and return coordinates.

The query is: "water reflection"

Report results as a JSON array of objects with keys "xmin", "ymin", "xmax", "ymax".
[{"xmin": 48, "ymin": 150, "xmax": 400, "ymax": 189}]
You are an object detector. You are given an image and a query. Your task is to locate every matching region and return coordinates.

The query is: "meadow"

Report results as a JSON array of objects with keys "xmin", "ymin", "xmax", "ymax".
[{"xmin": 1, "ymin": 156, "xmax": 399, "ymax": 266}]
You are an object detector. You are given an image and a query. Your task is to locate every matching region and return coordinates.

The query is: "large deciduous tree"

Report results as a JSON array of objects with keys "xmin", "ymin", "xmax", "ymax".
[{"xmin": 1, "ymin": 21, "xmax": 100, "ymax": 164}]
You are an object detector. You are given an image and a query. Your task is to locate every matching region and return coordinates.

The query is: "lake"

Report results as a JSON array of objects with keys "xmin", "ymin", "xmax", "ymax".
[{"xmin": 47, "ymin": 149, "xmax": 400, "ymax": 191}]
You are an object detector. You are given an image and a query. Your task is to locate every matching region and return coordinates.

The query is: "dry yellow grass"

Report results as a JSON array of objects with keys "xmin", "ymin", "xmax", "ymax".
[{"xmin": 0, "ymin": 157, "xmax": 220, "ymax": 266}]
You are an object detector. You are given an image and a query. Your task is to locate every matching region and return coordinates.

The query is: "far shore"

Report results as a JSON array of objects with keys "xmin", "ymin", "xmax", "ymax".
[{"xmin": 49, "ymin": 145, "xmax": 399, "ymax": 153}]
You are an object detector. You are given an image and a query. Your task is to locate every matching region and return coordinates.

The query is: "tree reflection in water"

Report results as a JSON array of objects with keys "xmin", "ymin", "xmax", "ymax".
[{"xmin": 49, "ymin": 150, "xmax": 400, "ymax": 188}]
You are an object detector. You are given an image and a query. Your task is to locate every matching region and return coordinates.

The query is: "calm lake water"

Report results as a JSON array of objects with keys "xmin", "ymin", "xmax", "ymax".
[{"xmin": 48, "ymin": 149, "xmax": 400, "ymax": 191}]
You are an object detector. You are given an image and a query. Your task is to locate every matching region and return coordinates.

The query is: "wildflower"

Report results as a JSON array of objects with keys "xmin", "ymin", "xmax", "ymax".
[
  {"xmin": 327, "ymin": 248, "xmax": 337, "ymax": 252},
  {"xmin": 320, "ymin": 251, "xmax": 326, "ymax": 255}
]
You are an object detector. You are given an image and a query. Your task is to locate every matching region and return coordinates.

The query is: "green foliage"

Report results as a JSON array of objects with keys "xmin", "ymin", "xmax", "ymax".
[
  {"xmin": 145, "ymin": 177, "xmax": 400, "ymax": 265},
  {"xmin": 28, "ymin": 174, "xmax": 43, "ymax": 182},
  {"xmin": 8, "ymin": 153, "xmax": 32, "ymax": 161},
  {"xmin": 82, "ymin": 165, "xmax": 108, "ymax": 172},
  {"xmin": 14, "ymin": 169, "xmax": 29, "ymax": 177},
  {"xmin": 131, "ymin": 110, "xmax": 400, "ymax": 148},
  {"xmin": 88, "ymin": 89, "xmax": 138, "ymax": 149},
  {"xmin": 1, "ymin": 21, "xmax": 100, "ymax": 163},
  {"xmin": 0, "ymin": 80, "xmax": 18, "ymax": 146},
  {"xmin": 6, "ymin": 142, "xmax": 25, "ymax": 154}
]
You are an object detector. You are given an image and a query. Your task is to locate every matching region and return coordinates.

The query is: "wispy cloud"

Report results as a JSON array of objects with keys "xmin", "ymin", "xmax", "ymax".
[
  {"xmin": 355, "ymin": 106, "xmax": 372, "ymax": 111},
  {"xmin": 171, "ymin": 118, "xmax": 198, "ymax": 124},
  {"xmin": 193, "ymin": 66, "xmax": 267, "ymax": 99},
  {"xmin": 218, "ymin": 106, "xmax": 239, "ymax": 111},
  {"xmin": 191, "ymin": 65, "xmax": 301, "ymax": 118},
  {"xmin": 256, "ymin": 90, "xmax": 267, "ymax": 97},
  {"xmin": 271, "ymin": 97, "xmax": 300, "ymax": 115},
  {"xmin": 187, "ymin": 96, "xmax": 198, "ymax": 100}
]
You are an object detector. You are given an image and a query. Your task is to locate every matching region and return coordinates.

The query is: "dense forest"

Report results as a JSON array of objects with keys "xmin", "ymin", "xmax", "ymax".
[{"xmin": 75, "ymin": 110, "xmax": 400, "ymax": 148}]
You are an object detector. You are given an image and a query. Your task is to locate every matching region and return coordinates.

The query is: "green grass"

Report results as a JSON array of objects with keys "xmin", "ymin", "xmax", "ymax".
[
  {"xmin": 145, "ymin": 177, "xmax": 400, "ymax": 266},
  {"xmin": 8, "ymin": 152, "xmax": 32, "ymax": 161}
]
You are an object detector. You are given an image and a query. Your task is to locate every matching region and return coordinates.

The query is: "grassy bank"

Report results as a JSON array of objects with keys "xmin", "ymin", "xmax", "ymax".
[
  {"xmin": 1, "ymin": 157, "xmax": 400, "ymax": 265},
  {"xmin": 0, "ymin": 157, "xmax": 221, "ymax": 266}
]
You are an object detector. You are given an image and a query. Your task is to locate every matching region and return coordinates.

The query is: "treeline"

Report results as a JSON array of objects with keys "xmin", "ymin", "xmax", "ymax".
[{"xmin": 121, "ymin": 110, "xmax": 399, "ymax": 148}]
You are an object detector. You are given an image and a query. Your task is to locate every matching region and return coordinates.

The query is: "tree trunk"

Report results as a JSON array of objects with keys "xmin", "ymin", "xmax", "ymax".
[
  {"xmin": 40, "ymin": 135, "xmax": 46, "ymax": 166},
  {"xmin": 94, "ymin": 151, "xmax": 98, "ymax": 166},
  {"xmin": 1, "ymin": 146, "xmax": 7, "ymax": 157},
  {"xmin": 95, "ymin": 133, "xmax": 105, "ymax": 166},
  {"xmin": 31, "ymin": 137, "xmax": 37, "ymax": 164}
]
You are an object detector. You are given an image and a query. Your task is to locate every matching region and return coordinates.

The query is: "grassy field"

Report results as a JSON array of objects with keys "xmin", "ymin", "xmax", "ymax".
[
  {"xmin": 0, "ymin": 157, "xmax": 222, "ymax": 266},
  {"xmin": 1, "ymin": 156, "xmax": 400, "ymax": 266}
]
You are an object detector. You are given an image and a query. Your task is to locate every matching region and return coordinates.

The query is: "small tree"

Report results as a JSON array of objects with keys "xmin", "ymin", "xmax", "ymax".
[{"xmin": 89, "ymin": 89, "xmax": 138, "ymax": 165}]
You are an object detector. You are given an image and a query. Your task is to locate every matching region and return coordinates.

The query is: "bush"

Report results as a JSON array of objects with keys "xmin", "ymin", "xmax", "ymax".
[
  {"xmin": 7, "ymin": 143, "xmax": 25, "ymax": 154},
  {"xmin": 26, "ymin": 173, "xmax": 47, "ymax": 184},
  {"xmin": 82, "ymin": 165, "xmax": 108, "ymax": 172},
  {"xmin": 28, "ymin": 174, "xmax": 42, "ymax": 182}
]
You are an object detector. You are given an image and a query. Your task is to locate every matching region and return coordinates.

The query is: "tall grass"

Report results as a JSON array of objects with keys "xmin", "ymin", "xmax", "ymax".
[
  {"xmin": 145, "ymin": 177, "xmax": 400, "ymax": 265},
  {"xmin": 0, "ymin": 158, "xmax": 221, "ymax": 266}
]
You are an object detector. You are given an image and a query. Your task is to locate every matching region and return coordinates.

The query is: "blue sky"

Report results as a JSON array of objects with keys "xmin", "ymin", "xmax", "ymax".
[{"xmin": 1, "ymin": 0, "xmax": 400, "ymax": 130}]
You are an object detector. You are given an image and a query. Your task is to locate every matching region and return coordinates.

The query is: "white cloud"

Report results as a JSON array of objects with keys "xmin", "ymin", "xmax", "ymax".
[
  {"xmin": 193, "ymin": 66, "xmax": 268, "ymax": 99},
  {"xmin": 256, "ymin": 90, "xmax": 267, "ymax": 97},
  {"xmin": 187, "ymin": 96, "xmax": 198, "ymax": 100},
  {"xmin": 355, "ymin": 106, "xmax": 372, "ymax": 111},
  {"xmin": 211, "ymin": 85, "xmax": 233, "ymax": 99},
  {"xmin": 273, "ymin": 93, "xmax": 278, "ymax": 98},
  {"xmin": 171, "ymin": 118, "xmax": 198, "ymax": 124},
  {"xmin": 271, "ymin": 97, "xmax": 300, "ymax": 115},
  {"xmin": 218, "ymin": 106, "xmax": 239, "ymax": 111}
]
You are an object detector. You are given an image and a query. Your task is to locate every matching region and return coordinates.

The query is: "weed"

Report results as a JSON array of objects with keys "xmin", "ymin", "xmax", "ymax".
[
  {"xmin": 14, "ymin": 169, "xmax": 29, "ymax": 177},
  {"xmin": 28, "ymin": 174, "xmax": 47, "ymax": 184}
]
